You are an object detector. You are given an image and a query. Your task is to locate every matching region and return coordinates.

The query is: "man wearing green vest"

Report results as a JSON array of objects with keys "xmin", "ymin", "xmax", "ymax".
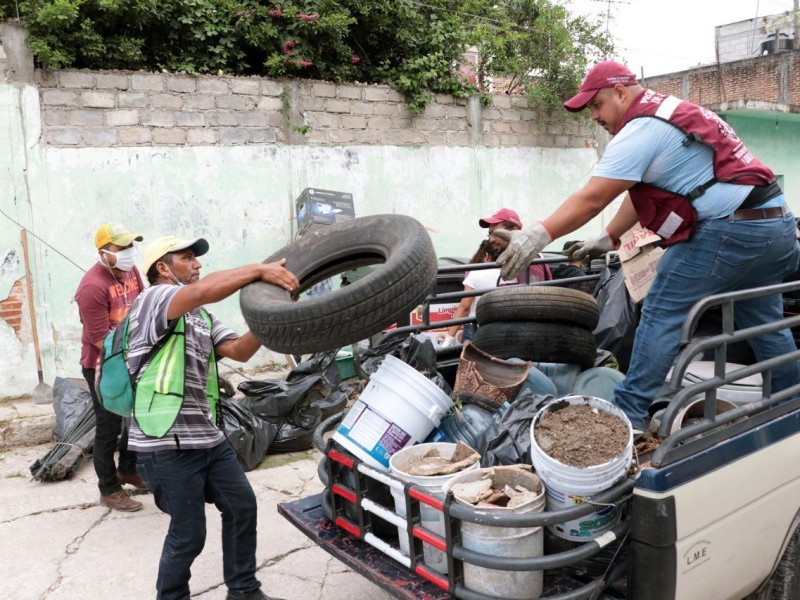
[{"xmin": 126, "ymin": 235, "xmax": 299, "ymax": 600}]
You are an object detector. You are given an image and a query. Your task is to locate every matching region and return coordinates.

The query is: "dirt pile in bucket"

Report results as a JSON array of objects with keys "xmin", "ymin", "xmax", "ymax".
[
  {"xmin": 404, "ymin": 441, "xmax": 480, "ymax": 477},
  {"xmin": 450, "ymin": 467, "xmax": 542, "ymax": 509},
  {"xmin": 534, "ymin": 404, "xmax": 628, "ymax": 468}
]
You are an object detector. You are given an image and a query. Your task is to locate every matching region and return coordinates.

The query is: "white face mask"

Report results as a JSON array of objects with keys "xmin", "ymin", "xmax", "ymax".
[{"xmin": 102, "ymin": 247, "xmax": 137, "ymax": 272}]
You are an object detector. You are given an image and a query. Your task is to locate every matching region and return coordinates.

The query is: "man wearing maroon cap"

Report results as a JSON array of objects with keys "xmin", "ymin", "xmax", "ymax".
[
  {"xmin": 493, "ymin": 60, "xmax": 799, "ymax": 430},
  {"xmin": 479, "ymin": 208, "xmax": 551, "ymax": 284}
]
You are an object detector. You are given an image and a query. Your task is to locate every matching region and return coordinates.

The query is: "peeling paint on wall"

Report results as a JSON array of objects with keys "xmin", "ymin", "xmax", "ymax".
[{"xmin": 1, "ymin": 79, "xmax": 608, "ymax": 399}]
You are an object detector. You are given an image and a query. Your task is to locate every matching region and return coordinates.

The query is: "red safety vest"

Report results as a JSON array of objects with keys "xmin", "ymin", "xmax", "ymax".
[{"xmin": 613, "ymin": 89, "xmax": 775, "ymax": 245}]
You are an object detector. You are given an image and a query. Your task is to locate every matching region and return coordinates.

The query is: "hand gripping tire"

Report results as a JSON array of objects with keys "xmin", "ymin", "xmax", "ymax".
[
  {"xmin": 476, "ymin": 285, "xmax": 600, "ymax": 330},
  {"xmin": 240, "ymin": 214, "xmax": 437, "ymax": 354}
]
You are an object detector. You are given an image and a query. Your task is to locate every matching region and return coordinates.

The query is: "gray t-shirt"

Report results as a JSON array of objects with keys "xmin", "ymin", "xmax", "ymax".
[{"xmin": 126, "ymin": 284, "xmax": 238, "ymax": 452}]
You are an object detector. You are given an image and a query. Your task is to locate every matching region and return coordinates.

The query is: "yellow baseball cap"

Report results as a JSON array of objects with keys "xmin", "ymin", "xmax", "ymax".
[
  {"xmin": 143, "ymin": 235, "xmax": 210, "ymax": 274},
  {"xmin": 94, "ymin": 222, "xmax": 143, "ymax": 249}
]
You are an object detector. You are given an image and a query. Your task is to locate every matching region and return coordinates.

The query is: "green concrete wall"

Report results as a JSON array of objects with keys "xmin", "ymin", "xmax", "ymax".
[{"xmin": 723, "ymin": 114, "xmax": 800, "ymax": 209}]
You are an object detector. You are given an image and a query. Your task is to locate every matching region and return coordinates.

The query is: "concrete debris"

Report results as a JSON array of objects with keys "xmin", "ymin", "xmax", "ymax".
[{"xmin": 405, "ymin": 441, "xmax": 480, "ymax": 477}]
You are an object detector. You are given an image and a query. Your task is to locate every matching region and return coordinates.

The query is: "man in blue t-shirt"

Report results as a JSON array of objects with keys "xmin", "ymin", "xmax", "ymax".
[{"xmin": 494, "ymin": 61, "xmax": 800, "ymax": 430}]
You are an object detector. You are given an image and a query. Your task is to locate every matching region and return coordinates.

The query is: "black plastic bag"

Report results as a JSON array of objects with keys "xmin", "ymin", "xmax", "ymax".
[
  {"xmin": 356, "ymin": 335, "xmax": 452, "ymax": 395},
  {"xmin": 52, "ymin": 377, "xmax": 92, "ymax": 442},
  {"xmin": 238, "ymin": 352, "xmax": 341, "ymax": 418},
  {"xmin": 314, "ymin": 384, "xmax": 351, "ymax": 419},
  {"xmin": 287, "ymin": 352, "xmax": 341, "ymax": 393},
  {"xmin": 593, "ymin": 260, "xmax": 640, "ymax": 373},
  {"xmin": 30, "ymin": 377, "xmax": 96, "ymax": 482},
  {"xmin": 267, "ymin": 403, "xmax": 322, "ymax": 454},
  {"xmin": 219, "ymin": 397, "xmax": 277, "ymax": 471},
  {"xmin": 477, "ymin": 390, "xmax": 553, "ymax": 467}
]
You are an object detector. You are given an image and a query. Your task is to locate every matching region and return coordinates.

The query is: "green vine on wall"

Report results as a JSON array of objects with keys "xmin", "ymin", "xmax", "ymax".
[{"xmin": 279, "ymin": 85, "xmax": 311, "ymax": 135}]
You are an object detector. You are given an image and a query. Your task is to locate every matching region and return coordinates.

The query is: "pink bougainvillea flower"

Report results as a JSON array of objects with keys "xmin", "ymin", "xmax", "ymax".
[
  {"xmin": 351, "ymin": 55, "xmax": 361, "ymax": 64},
  {"xmin": 268, "ymin": 7, "xmax": 282, "ymax": 18}
]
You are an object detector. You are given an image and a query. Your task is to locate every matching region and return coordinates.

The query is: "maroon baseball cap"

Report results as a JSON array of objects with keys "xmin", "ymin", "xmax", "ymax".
[
  {"xmin": 563, "ymin": 61, "xmax": 638, "ymax": 113},
  {"xmin": 478, "ymin": 208, "xmax": 522, "ymax": 229}
]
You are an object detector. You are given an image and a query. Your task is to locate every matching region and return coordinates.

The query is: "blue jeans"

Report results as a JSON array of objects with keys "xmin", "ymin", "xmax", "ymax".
[
  {"xmin": 615, "ymin": 213, "xmax": 800, "ymax": 429},
  {"xmin": 136, "ymin": 441, "xmax": 260, "ymax": 600}
]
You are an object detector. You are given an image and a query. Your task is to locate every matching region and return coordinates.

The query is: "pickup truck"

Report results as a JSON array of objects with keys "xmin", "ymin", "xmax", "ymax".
[{"xmin": 278, "ymin": 257, "xmax": 800, "ymax": 600}]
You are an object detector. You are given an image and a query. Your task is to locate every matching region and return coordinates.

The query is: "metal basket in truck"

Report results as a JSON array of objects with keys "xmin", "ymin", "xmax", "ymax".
[{"xmin": 279, "ymin": 258, "xmax": 800, "ymax": 600}]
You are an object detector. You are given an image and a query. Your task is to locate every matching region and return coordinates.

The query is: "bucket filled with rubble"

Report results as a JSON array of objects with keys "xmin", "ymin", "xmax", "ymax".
[
  {"xmin": 445, "ymin": 466, "xmax": 546, "ymax": 599},
  {"xmin": 389, "ymin": 442, "xmax": 480, "ymax": 573},
  {"xmin": 530, "ymin": 395, "xmax": 633, "ymax": 541}
]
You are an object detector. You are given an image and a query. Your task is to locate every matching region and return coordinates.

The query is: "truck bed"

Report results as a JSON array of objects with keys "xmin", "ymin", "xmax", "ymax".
[
  {"xmin": 279, "ymin": 493, "xmax": 448, "ymax": 600},
  {"xmin": 279, "ymin": 493, "xmax": 626, "ymax": 599}
]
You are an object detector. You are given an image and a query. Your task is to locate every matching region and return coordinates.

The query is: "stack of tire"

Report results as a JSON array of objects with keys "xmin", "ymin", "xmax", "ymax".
[{"xmin": 471, "ymin": 286, "xmax": 600, "ymax": 369}]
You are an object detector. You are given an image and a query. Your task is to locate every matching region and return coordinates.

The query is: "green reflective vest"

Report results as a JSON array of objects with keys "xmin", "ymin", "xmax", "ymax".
[{"xmin": 133, "ymin": 309, "xmax": 219, "ymax": 438}]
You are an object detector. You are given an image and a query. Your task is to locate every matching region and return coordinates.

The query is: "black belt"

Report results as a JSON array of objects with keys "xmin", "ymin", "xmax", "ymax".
[
  {"xmin": 731, "ymin": 205, "xmax": 786, "ymax": 221},
  {"xmin": 739, "ymin": 180, "xmax": 783, "ymax": 209}
]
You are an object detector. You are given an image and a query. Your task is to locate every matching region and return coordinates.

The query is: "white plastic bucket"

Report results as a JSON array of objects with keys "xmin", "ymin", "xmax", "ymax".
[
  {"xmin": 389, "ymin": 442, "xmax": 480, "ymax": 573},
  {"xmin": 672, "ymin": 361, "xmax": 763, "ymax": 406},
  {"xmin": 333, "ymin": 355, "xmax": 453, "ymax": 470},
  {"xmin": 445, "ymin": 466, "xmax": 546, "ymax": 600},
  {"xmin": 530, "ymin": 395, "xmax": 633, "ymax": 541}
]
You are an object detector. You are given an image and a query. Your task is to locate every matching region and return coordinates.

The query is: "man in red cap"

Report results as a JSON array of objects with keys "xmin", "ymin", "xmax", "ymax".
[
  {"xmin": 479, "ymin": 207, "xmax": 551, "ymax": 284},
  {"xmin": 493, "ymin": 61, "xmax": 799, "ymax": 430}
]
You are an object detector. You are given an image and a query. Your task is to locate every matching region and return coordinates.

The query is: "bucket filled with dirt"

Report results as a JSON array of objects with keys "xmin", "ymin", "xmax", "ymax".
[
  {"xmin": 530, "ymin": 395, "xmax": 632, "ymax": 541},
  {"xmin": 445, "ymin": 465, "xmax": 546, "ymax": 599},
  {"xmin": 389, "ymin": 441, "xmax": 480, "ymax": 573}
]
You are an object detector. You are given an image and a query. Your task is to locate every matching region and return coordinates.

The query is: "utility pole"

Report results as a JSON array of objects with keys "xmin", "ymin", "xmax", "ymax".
[
  {"xmin": 794, "ymin": 0, "xmax": 799, "ymax": 50},
  {"xmin": 587, "ymin": 0, "xmax": 630, "ymax": 36}
]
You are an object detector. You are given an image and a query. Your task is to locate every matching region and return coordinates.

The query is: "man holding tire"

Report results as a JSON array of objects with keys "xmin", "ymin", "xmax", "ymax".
[
  {"xmin": 126, "ymin": 235, "xmax": 298, "ymax": 600},
  {"xmin": 494, "ymin": 60, "xmax": 800, "ymax": 430}
]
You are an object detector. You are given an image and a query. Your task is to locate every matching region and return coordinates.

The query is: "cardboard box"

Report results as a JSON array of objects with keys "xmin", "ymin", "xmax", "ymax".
[
  {"xmin": 617, "ymin": 223, "xmax": 665, "ymax": 303},
  {"xmin": 296, "ymin": 188, "xmax": 355, "ymax": 235}
]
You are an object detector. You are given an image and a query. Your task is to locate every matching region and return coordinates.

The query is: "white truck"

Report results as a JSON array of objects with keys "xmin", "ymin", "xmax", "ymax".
[{"xmin": 279, "ymin": 266, "xmax": 800, "ymax": 600}]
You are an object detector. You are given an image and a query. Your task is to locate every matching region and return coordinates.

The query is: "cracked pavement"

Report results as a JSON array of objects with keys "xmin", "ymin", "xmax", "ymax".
[{"xmin": 0, "ymin": 440, "xmax": 392, "ymax": 599}]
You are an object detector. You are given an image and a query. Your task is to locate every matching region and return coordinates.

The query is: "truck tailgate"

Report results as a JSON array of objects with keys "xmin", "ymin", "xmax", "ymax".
[{"xmin": 279, "ymin": 493, "xmax": 448, "ymax": 600}]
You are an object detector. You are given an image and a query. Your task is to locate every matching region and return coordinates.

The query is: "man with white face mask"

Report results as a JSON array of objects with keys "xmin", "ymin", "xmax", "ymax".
[{"xmin": 75, "ymin": 221, "xmax": 147, "ymax": 511}]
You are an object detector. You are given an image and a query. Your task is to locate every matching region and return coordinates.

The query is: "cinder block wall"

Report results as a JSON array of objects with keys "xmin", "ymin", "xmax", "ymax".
[{"xmin": 36, "ymin": 69, "xmax": 595, "ymax": 149}]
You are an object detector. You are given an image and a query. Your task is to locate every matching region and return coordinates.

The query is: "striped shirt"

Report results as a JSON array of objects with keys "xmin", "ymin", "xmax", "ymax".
[{"xmin": 126, "ymin": 284, "xmax": 238, "ymax": 452}]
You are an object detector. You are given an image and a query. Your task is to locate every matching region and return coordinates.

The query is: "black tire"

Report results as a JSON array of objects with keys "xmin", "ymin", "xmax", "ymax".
[
  {"xmin": 749, "ymin": 525, "xmax": 800, "ymax": 600},
  {"xmin": 240, "ymin": 215, "xmax": 437, "ymax": 353},
  {"xmin": 472, "ymin": 321, "xmax": 597, "ymax": 367},
  {"xmin": 318, "ymin": 455, "xmax": 329, "ymax": 486},
  {"xmin": 476, "ymin": 286, "xmax": 600, "ymax": 330},
  {"xmin": 322, "ymin": 489, "xmax": 334, "ymax": 522}
]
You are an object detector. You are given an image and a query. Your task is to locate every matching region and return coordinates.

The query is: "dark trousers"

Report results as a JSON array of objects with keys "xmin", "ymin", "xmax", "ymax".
[
  {"xmin": 136, "ymin": 441, "xmax": 261, "ymax": 600},
  {"xmin": 82, "ymin": 367, "xmax": 137, "ymax": 495}
]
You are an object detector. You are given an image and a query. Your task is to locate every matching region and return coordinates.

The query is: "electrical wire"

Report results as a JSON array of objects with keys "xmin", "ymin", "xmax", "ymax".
[{"xmin": 0, "ymin": 206, "xmax": 87, "ymax": 273}]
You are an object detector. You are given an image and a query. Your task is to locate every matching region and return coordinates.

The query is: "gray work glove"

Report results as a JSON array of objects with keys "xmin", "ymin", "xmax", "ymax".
[
  {"xmin": 565, "ymin": 230, "xmax": 616, "ymax": 262},
  {"xmin": 494, "ymin": 222, "xmax": 553, "ymax": 280}
]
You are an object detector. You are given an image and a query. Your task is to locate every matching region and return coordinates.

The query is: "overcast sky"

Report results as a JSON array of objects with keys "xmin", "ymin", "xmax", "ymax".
[{"xmin": 567, "ymin": 0, "xmax": 797, "ymax": 77}]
